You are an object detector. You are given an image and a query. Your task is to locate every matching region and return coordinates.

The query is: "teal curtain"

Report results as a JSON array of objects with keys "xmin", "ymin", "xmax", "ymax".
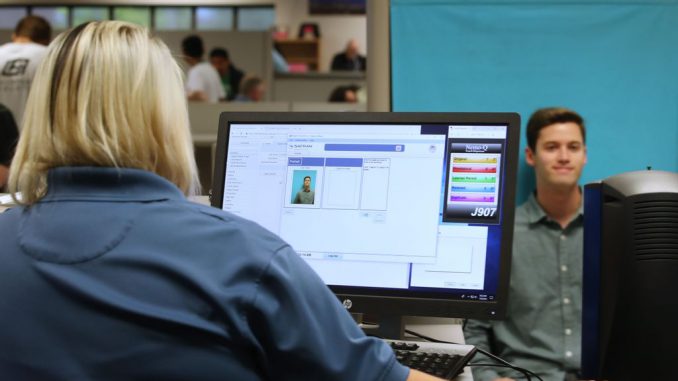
[{"xmin": 391, "ymin": 0, "xmax": 678, "ymax": 202}]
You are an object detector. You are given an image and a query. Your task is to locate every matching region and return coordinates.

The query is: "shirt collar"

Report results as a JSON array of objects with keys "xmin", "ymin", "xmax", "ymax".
[
  {"xmin": 523, "ymin": 190, "xmax": 584, "ymax": 226},
  {"xmin": 523, "ymin": 192, "xmax": 549, "ymax": 224},
  {"xmin": 41, "ymin": 166, "xmax": 185, "ymax": 203}
]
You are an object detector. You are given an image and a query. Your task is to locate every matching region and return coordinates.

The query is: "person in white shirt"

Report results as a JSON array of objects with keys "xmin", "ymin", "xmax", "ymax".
[
  {"xmin": 181, "ymin": 35, "xmax": 225, "ymax": 103},
  {"xmin": 0, "ymin": 15, "xmax": 51, "ymax": 127}
]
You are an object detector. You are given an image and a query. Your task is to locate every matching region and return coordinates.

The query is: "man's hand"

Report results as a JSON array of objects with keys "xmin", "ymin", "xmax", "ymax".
[
  {"xmin": 406, "ymin": 369, "xmax": 445, "ymax": 381},
  {"xmin": 494, "ymin": 378, "xmax": 516, "ymax": 381},
  {"xmin": 187, "ymin": 90, "xmax": 208, "ymax": 101}
]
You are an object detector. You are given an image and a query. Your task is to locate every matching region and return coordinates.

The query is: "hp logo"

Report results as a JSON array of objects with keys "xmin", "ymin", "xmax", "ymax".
[{"xmin": 342, "ymin": 299, "xmax": 353, "ymax": 310}]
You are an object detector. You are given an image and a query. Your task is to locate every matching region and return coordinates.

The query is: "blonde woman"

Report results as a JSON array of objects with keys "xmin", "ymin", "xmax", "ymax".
[{"xmin": 0, "ymin": 22, "xmax": 440, "ymax": 381}]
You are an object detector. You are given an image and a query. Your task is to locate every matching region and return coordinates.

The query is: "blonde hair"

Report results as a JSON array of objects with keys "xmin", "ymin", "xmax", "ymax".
[{"xmin": 9, "ymin": 21, "xmax": 200, "ymax": 204}]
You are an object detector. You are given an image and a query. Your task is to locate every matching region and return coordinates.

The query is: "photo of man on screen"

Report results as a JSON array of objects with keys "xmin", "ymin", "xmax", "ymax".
[{"xmin": 293, "ymin": 175, "xmax": 315, "ymax": 204}]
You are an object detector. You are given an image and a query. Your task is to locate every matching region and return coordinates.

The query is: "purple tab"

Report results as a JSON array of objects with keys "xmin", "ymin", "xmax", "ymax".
[
  {"xmin": 450, "ymin": 195, "xmax": 496, "ymax": 203},
  {"xmin": 302, "ymin": 157, "xmax": 325, "ymax": 166},
  {"xmin": 325, "ymin": 144, "xmax": 405, "ymax": 152},
  {"xmin": 325, "ymin": 158, "xmax": 363, "ymax": 167}
]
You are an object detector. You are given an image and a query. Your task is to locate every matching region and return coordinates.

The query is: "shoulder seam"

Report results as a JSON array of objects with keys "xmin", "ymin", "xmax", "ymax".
[{"xmin": 243, "ymin": 243, "xmax": 292, "ymax": 323}]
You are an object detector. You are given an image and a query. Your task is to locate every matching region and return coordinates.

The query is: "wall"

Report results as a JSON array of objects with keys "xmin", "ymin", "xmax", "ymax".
[
  {"xmin": 272, "ymin": 72, "xmax": 365, "ymax": 101},
  {"xmin": 390, "ymin": 0, "xmax": 678, "ymax": 203},
  {"xmin": 274, "ymin": 0, "xmax": 367, "ymax": 72}
]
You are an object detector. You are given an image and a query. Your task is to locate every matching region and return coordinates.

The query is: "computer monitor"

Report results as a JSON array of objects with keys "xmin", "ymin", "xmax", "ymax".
[
  {"xmin": 211, "ymin": 112, "xmax": 520, "ymax": 338},
  {"xmin": 581, "ymin": 170, "xmax": 678, "ymax": 380}
]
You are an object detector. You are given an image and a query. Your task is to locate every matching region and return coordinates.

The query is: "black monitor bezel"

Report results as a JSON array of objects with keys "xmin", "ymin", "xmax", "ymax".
[{"xmin": 212, "ymin": 112, "xmax": 520, "ymax": 320}]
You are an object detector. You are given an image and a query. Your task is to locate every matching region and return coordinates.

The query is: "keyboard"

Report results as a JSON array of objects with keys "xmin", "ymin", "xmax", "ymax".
[{"xmin": 385, "ymin": 339, "xmax": 477, "ymax": 380}]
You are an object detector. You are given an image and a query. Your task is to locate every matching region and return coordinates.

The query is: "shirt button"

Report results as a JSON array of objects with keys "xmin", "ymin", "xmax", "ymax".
[
  {"xmin": 561, "ymin": 265, "xmax": 568, "ymax": 272},
  {"xmin": 560, "ymin": 234, "xmax": 566, "ymax": 240},
  {"xmin": 563, "ymin": 297, "xmax": 571, "ymax": 305},
  {"xmin": 565, "ymin": 351, "xmax": 573, "ymax": 358},
  {"xmin": 565, "ymin": 328, "xmax": 572, "ymax": 335}
]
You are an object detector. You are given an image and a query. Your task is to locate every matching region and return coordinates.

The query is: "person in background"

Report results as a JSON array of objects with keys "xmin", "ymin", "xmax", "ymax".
[
  {"xmin": 0, "ymin": 15, "xmax": 51, "ymax": 126},
  {"xmin": 233, "ymin": 75, "xmax": 265, "ymax": 102},
  {"xmin": 464, "ymin": 107, "xmax": 588, "ymax": 381},
  {"xmin": 328, "ymin": 84, "xmax": 360, "ymax": 103},
  {"xmin": 208, "ymin": 47, "xmax": 244, "ymax": 101},
  {"xmin": 0, "ymin": 103, "xmax": 18, "ymax": 190},
  {"xmin": 181, "ymin": 35, "xmax": 224, "ymax": 102},
  {"xmin": 0, "ymin": 20, "xmax": 441, "ymax": 381},
  {"xmin": 331, "ymin": 38, "xmax": 366, "ymax": 71}
]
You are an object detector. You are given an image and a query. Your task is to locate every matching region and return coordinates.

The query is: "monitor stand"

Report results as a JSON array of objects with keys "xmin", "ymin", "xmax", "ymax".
[{"xmin": 353, "ymin": 313, "xmax": 406, "ymax": 340}]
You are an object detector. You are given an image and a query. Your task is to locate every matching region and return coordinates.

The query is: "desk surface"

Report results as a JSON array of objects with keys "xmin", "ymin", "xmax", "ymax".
[{"xmin": 0, "ymin": 193, "xmax": 16, "ymax": 213}]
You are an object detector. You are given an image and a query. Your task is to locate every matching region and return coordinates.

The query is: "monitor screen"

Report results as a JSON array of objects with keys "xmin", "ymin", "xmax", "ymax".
[{"xmin": 211, "ymin": 112, "xmax": 520, "ymax": 323}]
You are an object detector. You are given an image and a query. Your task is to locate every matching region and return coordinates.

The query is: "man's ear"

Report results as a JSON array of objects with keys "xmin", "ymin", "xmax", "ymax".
[{"xmin": 525, "ymin": 146, "xmax": 536, "ymax": 167}]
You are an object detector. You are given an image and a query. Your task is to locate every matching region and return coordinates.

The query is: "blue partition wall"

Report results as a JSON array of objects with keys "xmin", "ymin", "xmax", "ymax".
[{"xmin": 391, "ymin": 0, "xmax": 678, "ymax": 202}]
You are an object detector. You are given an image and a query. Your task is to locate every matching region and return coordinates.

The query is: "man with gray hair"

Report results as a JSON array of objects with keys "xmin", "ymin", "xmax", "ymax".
[{"xmin": 234, "ymin": 75, "xmax": 265, "ymax": 102}]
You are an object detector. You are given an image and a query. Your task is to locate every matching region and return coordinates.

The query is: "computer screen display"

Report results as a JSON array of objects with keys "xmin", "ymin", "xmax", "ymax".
[{"xmin": 211, "ymin": 112, "xmax": 520, "ymax": 321}]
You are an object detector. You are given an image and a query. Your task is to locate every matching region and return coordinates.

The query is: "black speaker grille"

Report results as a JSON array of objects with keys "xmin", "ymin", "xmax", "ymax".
[{"xmin": 632, "ymin": 199, "xmax": 678, "ymax": 261}]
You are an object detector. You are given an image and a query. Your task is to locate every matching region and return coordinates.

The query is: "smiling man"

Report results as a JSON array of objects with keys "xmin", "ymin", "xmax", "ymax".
[{"xmin": 464, "ymin": 108, "xmax": 587, "ymax": 381}]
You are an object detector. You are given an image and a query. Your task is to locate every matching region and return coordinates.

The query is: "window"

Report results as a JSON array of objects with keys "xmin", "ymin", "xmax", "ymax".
[
  {"xmin": 113, "ymin": 7, "xmax": 151, "ymax": 27},
  {"xmin": 238, "ymin": 7, "xmax": 275, "ymax": 31},
  {"xmin": 196, "ymin": 7, "xmax": 233, "ymax": 30},
  {"xmin": 2, "ymin": 5, "xmax": 274, "ymax": 31},
  {"xmin": 72, "ymin": 7, "xmax": 109, "ymax": 26},
  {"xmin": 0, "ymin": 7, "xmax": 27, "ymax": 28},
  {"xmin": 154, "ymin": 7, "xmax": 192, "ymax": 30},
  {"xmin": 32, "ymin": 7, "xmax": 69, "ymax": 30}
]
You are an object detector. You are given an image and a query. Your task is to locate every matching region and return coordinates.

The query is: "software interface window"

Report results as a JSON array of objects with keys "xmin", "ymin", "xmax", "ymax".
[{"xmin": 222, "ymin": 123, "xmax": 508, "ymax": 293}]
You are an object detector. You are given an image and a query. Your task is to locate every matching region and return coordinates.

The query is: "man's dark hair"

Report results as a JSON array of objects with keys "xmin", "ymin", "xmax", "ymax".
[
  {"xmin": 328, "ymin": 84, "xmax": 360, "ymax": 102},
  {"xmin": 181, "ymin": 35, "xmax": 204, "ymax": 59},
  {"xmin": 526, "ymin": 107, "xmax": 586, "ymax": 151},
  {"xmin": 209, "ymin": 47, "xmax": 230, "ymax": 60},
  {"xmin": 15, "ymin": 15, "xmax": 51, "ymax": 45},
  {"xmin": 328, "ymin": 86, "xmax": 349, "ymax": 102},
  {"xmin": 304, "ymin": 176, "xmax": 311, "ymax": 181}
]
